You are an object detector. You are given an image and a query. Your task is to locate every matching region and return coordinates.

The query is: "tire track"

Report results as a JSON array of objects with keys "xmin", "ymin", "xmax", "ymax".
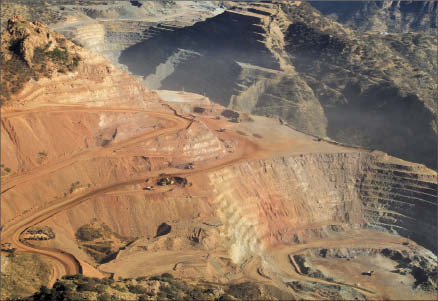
[{"xmin": 1, "ymin": 104, "xmax": 262, "ymax": 284}]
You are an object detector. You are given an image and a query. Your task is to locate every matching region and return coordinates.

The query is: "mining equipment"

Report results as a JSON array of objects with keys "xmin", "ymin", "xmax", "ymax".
[
  {"xmin": 157, "ymin": 177, "xmax": 175, "ymax": 186},
  {"xmin": 362, "ymin": 270, "xmax": 374, "ymax": 276}
]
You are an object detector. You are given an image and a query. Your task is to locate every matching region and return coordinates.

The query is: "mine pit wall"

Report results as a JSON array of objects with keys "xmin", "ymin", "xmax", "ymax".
[
  {"xmin": 15, "ymin": 150, "xmax": 436, "ymax": 266},
  {"xmin": 208, "ymin": 151, "xmax": 437, "ymax": 263},
  {"xmin": 119, "ymin": 10, "xmax": 281, "ymax": 107},
  {"xmin": 360, "ymin": 161, "xmax": 437, "ymax": 253},
  {"xmin": 62, "ymin": 23, "xmax": 106, "ymax": 53},
  {"xmin": 208, "ymin": 152, "xmax": 370, "ymax": 263}
]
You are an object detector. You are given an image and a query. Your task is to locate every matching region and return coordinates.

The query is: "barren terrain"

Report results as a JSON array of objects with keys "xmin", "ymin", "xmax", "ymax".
[{"xmin": 1, "ymin": 13, "xmax": 437, "ymax": 301}]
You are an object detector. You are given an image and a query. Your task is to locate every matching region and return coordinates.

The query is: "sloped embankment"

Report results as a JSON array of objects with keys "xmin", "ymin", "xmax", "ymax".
[
  {"xmin": 360, "ymin": 157, "xmax": 437, "ymax": 252},
  {"xmin": 119, "ymin": 2, "xmax": 437, "ymax": 168},
  {"xmin": 208, "ymin": 151, "xmax": 437, "ymax": 259},
  {"xmin": 119, "ymin": 9, "xmax": 281, "ymax": 107}
]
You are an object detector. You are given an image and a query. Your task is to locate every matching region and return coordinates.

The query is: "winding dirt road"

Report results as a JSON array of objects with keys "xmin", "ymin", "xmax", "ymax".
[
  {"xmin": 2, "ymin": 106, "xmax": 188, "ymax": 191},
  {"xmin": 2, "ymin": 104, "xmax": 392, "ymax": 298},
  {"xmin": 1, "ymin": 103, "xmax": 261, "ymax": 285}
]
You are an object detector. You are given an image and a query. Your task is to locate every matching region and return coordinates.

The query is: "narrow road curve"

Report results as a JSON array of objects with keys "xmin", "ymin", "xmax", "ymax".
[
  {"xmin": 262, "ymin": 234, "xmax": 414, "ymax": 299},
  {"xmin": 1, "ymin": 104, "xmax": 262, "ymax": 285},
  {"xmin": 2, "ymin": 106, "xmax": 189, "ymax": 191}
]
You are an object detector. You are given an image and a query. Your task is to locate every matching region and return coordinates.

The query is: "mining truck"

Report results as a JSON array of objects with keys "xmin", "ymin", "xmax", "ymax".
[
  {"xmin": 362, "ymin": 270, "xmax": 374, "ymax": 276},
  {"xmin": 184, "ymin": 163, "xmax": 194, "ymax": 169}
]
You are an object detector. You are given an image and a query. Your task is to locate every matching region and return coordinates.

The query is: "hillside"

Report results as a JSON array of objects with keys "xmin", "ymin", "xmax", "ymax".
[
  {"xmin": 118, "ymin": 1, "xmax": 437, "ymax": 169},
  {"xmin": 1, "ymin": 15, "xmax": 437, "ymax": 301},
  {"xmin": 0, "ymin": 0, "xmax": 224, "ymax": 68},
  {"xmin": 310, "ymin": 0, "xmax": 437, "ymax": 33}
]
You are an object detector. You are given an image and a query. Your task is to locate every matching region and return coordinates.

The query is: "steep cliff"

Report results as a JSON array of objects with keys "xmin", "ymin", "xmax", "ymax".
[{"xmin": 119, "ymin": 1, "xmax": 437, "ymax": 169}]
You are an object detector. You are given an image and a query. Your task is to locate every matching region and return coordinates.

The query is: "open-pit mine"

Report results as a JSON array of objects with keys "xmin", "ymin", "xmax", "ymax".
[{"xmin": 1, "ymin": 2, "xmax": 437, "ymax": 301}]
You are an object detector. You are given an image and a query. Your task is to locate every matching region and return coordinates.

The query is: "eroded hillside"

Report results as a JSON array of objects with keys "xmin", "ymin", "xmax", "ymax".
[
  {"xmin": 117, "ymin": 1, "xmax": 437, "ymax": 169},
  {"xmin": 1, "ymin": 15, "xmax": 437, "ymax": 301},
  {"xmin": 311, "ymin": 0, "xmax": 437, "ymax": 33},
  {"xmin": 5, "ymin": 1, "xmax": 436, "ymax": 169}
]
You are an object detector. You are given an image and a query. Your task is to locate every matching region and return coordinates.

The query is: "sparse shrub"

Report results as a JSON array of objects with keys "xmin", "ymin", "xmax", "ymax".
[
  {"xmin": 170, "ymin": 280, "xmax": 189, "ymax": 292},
  {"xmin": 97, "ymin": 292, "xmax": 112, "ymax": 301},
  {"xmin": 64, "ymin": 291, "xmax": 83, "ymax": 300},
  {"xmin": 136, "ymin": 276, "xmax": 148, "ymax": 282},
  {"xmin": 189, "ymin": 287, "xmax": 211, "ymax": 300},
  {"xmin": 96, "ymin": 284, "xmax": 107, "ymax": 293},
  {"xmin": 76, "ymin": 224, "xmax": 103, "ymax": 241},
  {"xmin": 157, "ymin": 291, "xmax": 168, "ymax": 300},
  {"xmin": 32, "ymin": 285, "xmax": 51, "ymax": 300},
  {"xmin": 128, "ymin": 284, "xmax": 148, "ymax": 294},
  {"xmin": 113, "ymin": 284, "xmax": 125, "ymax": 292},
  {"xmin": 52, "ymin": 281, "xmax": 75, "ymax": 293},
  {"xmin": 161, "ymin": 273, "xmax": 173, "ymax": 279},
  {"xmin": 218, "ymin": 294, "xmax": 235, "ymax": 301},
  {"xmin": 32, "ymin": 47, "xmax": 47, "ymax": 65},
  {"xmin": 47, "ymin": 47, "xmax": 68, "ymax": 63},
  {"xmin": 69, "ymin": 181, "xmax": 81, "ymax": 193},
  {"xmin": 101, "ymin": 278, "xmax": 114, "ymax": 285},
  {"xmin": 138, "ymin": 295, "xmax": 149, "ymax": 301},
  {"xmin": 76, "ymin": 281, "xmax": 97, "ymax": 292},
  {"xmin": 63, "ymin": 274, "xmax": 84, "ymax": 280},
  {"xmin": 70, "ymin": 55, "xmax": 81, "ymax": 69}
]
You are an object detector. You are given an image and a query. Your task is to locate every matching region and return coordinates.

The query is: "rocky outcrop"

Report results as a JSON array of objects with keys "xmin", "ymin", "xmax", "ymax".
[
  {"xmin": 0, "ymin": 16, "xmax": 159, "ymax": 108},
  {"xmin": 45, "ymin": 1, "xmax": 224, "ymax": 67}
]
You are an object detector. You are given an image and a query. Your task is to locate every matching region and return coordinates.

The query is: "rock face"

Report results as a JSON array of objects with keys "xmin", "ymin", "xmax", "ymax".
[
  {"xmin": 311, "ymin": 1, "xmax": 437, "ymax": 33},
  {"xmin": 360, "ymin": 157, "xmax": 437, "ymax": 252},
  {"xmin": 118, "ymin": 2, "xmax": 437, "ymax": 169},
  {"xmin": 119, "ymin": 5, "xmax": 328, "ymax": 136},
  {"xmin": 208, "ymin": 152, "xmax": 437, "ymax": 258},
  {"xmin": 6, "ymin": 2, "xmax": 435, "ymax": 169},
  {"xmin": 47, "ymin": 1, "xmax": 224, "ymax": 67},
  {"xmin": 0, "ymin": 16, "xmax": 159, "ymax": 107}
]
